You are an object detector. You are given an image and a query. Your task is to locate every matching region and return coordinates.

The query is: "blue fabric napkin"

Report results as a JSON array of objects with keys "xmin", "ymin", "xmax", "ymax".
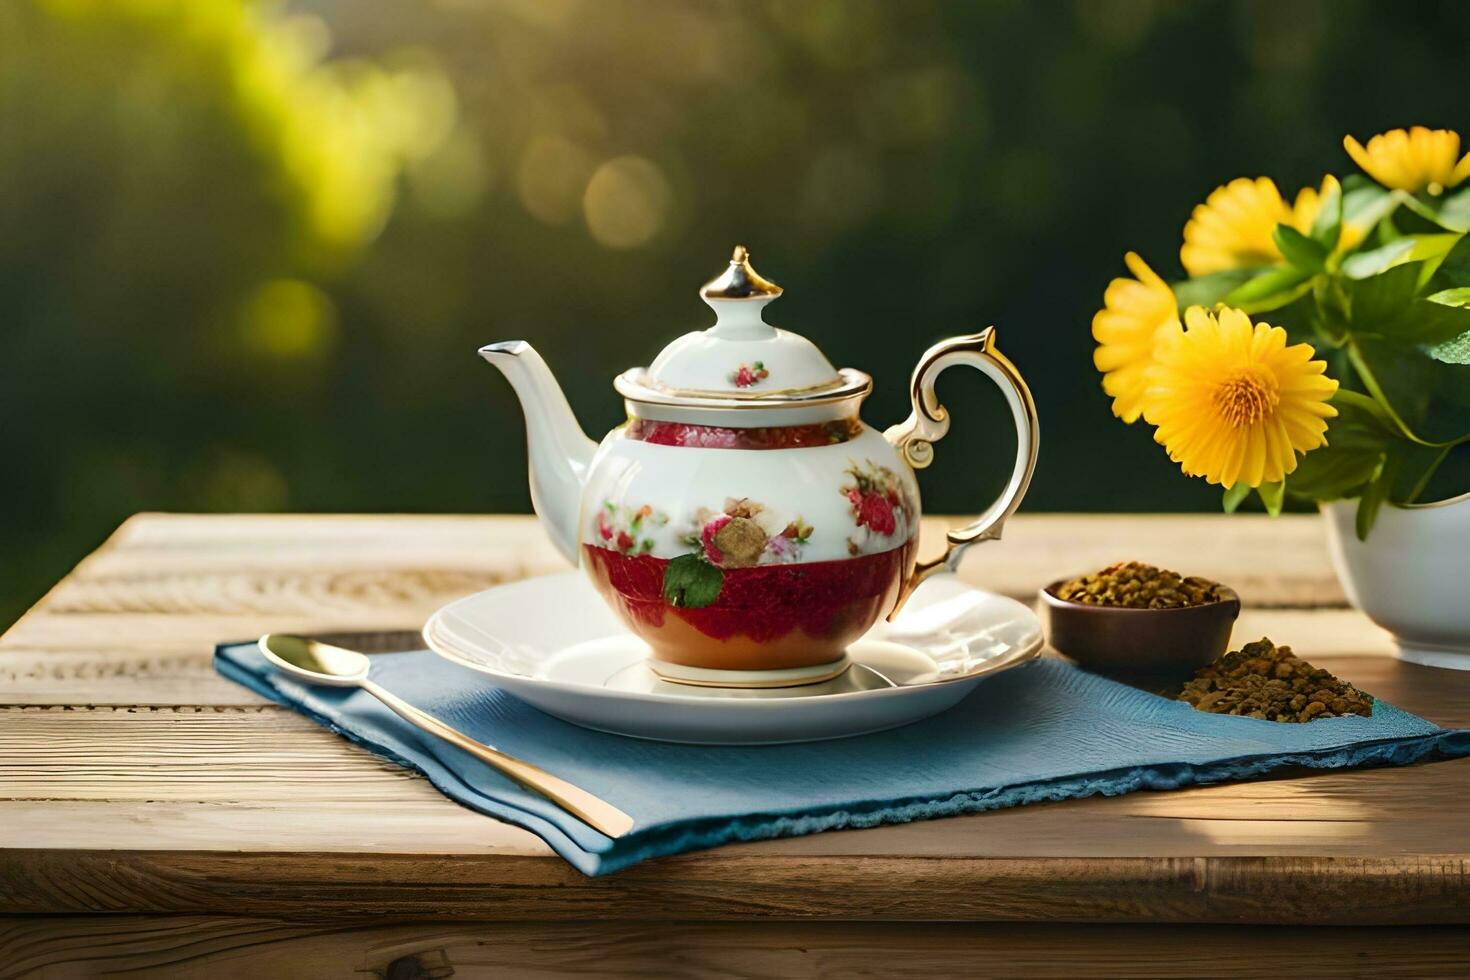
[{"xmin": 215, "ymin": 642, "xmax": 1470, "ymax": 876}]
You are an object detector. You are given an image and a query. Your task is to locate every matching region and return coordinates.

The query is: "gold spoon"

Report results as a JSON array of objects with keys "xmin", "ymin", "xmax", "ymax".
[{"xmin": 258, "ymin": 634, "xmax": 634, "ymax": 839}]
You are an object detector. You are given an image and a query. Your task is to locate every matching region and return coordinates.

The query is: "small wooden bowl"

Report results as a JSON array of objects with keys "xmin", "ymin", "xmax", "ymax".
[{"xmin": 1038, "ymin": 580, "xmax": 1241, "ymax": 683}]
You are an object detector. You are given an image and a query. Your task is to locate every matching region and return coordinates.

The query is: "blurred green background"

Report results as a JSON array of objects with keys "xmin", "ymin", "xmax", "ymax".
[{"xmin": 4, "ymin": 0, "xmax": 1470, "ymax": 626}]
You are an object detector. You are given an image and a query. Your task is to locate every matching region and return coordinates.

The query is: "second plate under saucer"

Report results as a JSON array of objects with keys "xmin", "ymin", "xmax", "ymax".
[{"xmin": 422, "ymin": 571, "xmax": 1042, "ymax": 744}]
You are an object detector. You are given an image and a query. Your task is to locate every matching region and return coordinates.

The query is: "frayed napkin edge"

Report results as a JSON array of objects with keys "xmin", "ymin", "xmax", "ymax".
[{"xmin": 605, "ymin": 729, "xmax": 1470, "ymax": 874}]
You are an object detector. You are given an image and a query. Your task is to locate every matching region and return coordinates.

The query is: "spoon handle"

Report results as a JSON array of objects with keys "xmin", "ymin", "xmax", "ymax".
[{"xmin": 361, "ymin": 679, "xmax": 634, "ymax": 839}]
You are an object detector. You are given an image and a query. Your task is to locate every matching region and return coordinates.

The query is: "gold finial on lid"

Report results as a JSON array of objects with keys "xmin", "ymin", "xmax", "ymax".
[{"xmin": 700, "ymin": 245, "xmax": 783, "ymax": 300}]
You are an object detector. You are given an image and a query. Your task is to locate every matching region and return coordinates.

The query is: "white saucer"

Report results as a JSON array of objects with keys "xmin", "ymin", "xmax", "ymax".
[
  {"xmin": 422, "ymin": 571, "xmax": 1043, "ymax": 744},
  {"xmin": 645, "ymin": 654, "xmax": 854, "ymax": 688}
]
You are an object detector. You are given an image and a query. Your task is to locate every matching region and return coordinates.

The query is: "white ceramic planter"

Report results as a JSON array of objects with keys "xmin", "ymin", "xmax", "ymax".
[{"xmin": 1322, "ymin": 493, "xmax": 1470, "ymax": 669}]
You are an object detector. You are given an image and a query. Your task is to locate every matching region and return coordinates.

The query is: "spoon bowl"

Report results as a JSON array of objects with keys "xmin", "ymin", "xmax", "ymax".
[{"xmin": 259, "ymin": 634, "xmax": 370, "ymax": 686}]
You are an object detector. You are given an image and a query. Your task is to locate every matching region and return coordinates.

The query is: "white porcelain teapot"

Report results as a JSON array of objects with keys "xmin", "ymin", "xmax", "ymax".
[{"xmin": 481, "ymin": 247, "xmax": 1038, "ymax": 684}]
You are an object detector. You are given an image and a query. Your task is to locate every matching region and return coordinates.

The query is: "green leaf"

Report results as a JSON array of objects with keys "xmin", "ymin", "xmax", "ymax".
[
  {"xmin": 1274, "ymin": 224, "xmax": 1327, "ymax": 272},
  {"xmin": 1172, "ymin": 268, "xmax": 1260, "ymax": 309},
  {"xmin": 1310, "ymin": 178, "xmax": 1343, "ymax": 251},
  {"xmin": 1339, "ymin": 232, "xmax": 1459, "ymax": 279},
  {"xmin": 1341, "ymin": 177, "xmax": 1396, "ymax": 233},
  {"xmin": 1340, "ymin": 239, "xmax": 1416, "ymax": 279},
  {"xmin": 1401, "ymin": 287, "xmax": 1470, "ymax": 352},
  {"xmin": 1438, "ymin": 187, "xmax": 1470, "ymax": 235},
  {"xmin": 661, "ymin": 553, "xmax": 724, "ymax": 609},
  {"xmin": 1221, "ymin": 482, "xmax": 1251, "ymax": 514},
  {"xmin": 1347, "ymin": 436, "xmax": 1443, "ymax": 539},
  {"xmin": 1396, "ymin": 191, "xmax": 1466, "ymax": 231},
  {"xmin": 1222, "ymin": 265, "xmax": 1315, "ymax": 313},
  {"xmin": 1427, "ymin": 234, "xmax": 1470, "ymax": 289},
  {"xmin": 1425, "ymin": 286, "xmax": 1470, "ymax": 307},
  {"xmin": 1349, "ymin": 336, "xmax": 1470, "ymax": 445},
  {"xmin": 1390, "ymin": 296, "xmax": 1470, "ymax": 346},
  {"xmin": 1403, "ymin": 234, "xmax": 1462, "ymax": 283},
  {"xmin": 1284, "ymin": 390, "xmax": 1394, "ymax": 502},
  {"xmin": 1256, "ymin": 480, "xmax": 1286, "ymax": 516},
  {"xmin": 1425, "ymin": 330, "xmax": 1470, "ymax": 364},
  {"xmin": 1345, "ymin": 261, "xmax": 1423, "ymax": 328},
  {"xmin": 1266, "ymin": 289, "xmax": 1328, "ymax": 348},
  {"xmin": 1354, "ymin": 454, "xmax": 1393, "ymax": 540},
  {"xmin": 1312, "ymin": 276, "xmax": 1350, "ymax": 344},
  {"xmin": 1388, "ymin": 440, "xmax": 1453, "ymax": 504},
  {"xmin": 1288, "ymin": 442, "xmax": 1385, "ymax": 502},
  {"xmin": 1331, "ymin": 387, "xmax": 1396, "ymax": 427},
  {"xmin": 1341, "ymin": 259, "xmax": 1470, "ymax": 347}
]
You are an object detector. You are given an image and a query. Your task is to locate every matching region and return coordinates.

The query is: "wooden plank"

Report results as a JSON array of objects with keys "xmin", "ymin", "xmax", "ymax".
[
  {"xmin": 0, "ymin": 647, "xmax": 265, "ymax": 706},
  {"xmin": 4, "ymin": 758, "xmax": 1470, "ymax": 858},
  {"xmin": 2, "ymin": 849, "xmax": 1467, "ymax": 923},
  {"xmin": 0, "ymin": 801, "xmax": 553, "ymax": 855},
  {"xmin": 4, "ymin": 917, "xmax": 1469, "ymax": 979}
]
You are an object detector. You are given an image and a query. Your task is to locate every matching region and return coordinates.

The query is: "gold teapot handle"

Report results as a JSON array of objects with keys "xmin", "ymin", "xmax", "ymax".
[{"xmin": 884, "ymin": 328, "xmax": 1040, "ymax": 617}]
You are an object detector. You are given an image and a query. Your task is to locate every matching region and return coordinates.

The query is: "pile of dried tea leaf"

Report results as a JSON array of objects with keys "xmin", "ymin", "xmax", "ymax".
[
  {"xmin": 1053, "ymin": 560, "xmax": 1222, "ymax": 609},
  {"xmin": 1177, "ymin": 637, "xmax": 1373, "ymax": 722}
]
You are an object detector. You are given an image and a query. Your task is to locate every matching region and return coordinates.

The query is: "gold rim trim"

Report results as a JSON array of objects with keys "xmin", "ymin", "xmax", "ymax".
[
  {"xmin": 615, "ymin": 367, "xmax": 872, "ymax": 410},
  {"xmin": 638, "ymin": 375, "xmax": 847, "ymax": 400}
]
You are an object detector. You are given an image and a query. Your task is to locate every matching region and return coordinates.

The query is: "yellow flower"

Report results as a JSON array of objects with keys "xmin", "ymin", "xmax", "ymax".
[
  {"xmin": 1092, "ymin": 252, "xmax": 1181, "ymax": 424},
  {"xmin": 1144, "ymin": 306, "xmax": 1338, "ymax": 489},
  {"xmin": 1181, "ymin": 177, "xmax": 1304, "ymax": 276},
  {"xmin": 1288, "ymin": 174, "xmax": 1367, "ymax": 253},
  {"xmin": 1343, "ymin": 127, "xmax": 1470, "ymax": 194},
  {"xmin": 1181, "ymin": 175, "xmax": 1366, "ymax": 275}
]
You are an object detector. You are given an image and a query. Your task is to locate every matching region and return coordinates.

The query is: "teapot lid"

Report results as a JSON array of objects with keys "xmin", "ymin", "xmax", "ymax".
[{"xmin": 614, "ymin": 246, "xmax": 870, "ymax": 412}]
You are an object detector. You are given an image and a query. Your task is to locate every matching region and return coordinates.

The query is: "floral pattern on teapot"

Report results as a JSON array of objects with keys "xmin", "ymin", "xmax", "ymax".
[
  {"xmin": 840, "ymin": 460, "xmax": 917, "ymax": 556},
  {"xmin": 592, "ymin": 502, "xmax": 670, "ymax": 555},
  {"xmin": 680, "ymin": 498, "xmax": 814, "ymax": 568},
  {"xmin": 729, "ymin": 361, "xmax": 770, "ymax": 388}
]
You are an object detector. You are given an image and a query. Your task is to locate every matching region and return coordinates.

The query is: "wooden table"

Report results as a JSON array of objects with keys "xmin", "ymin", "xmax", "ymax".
[{"xmin": 3, "ymin": 514, "xmax": 1469, "ymax": 977}]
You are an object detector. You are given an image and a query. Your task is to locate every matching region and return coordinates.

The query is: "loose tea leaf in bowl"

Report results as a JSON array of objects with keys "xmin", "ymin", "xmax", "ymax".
[
  {"xmin": 1176, "ymin": 637, "xmax": 1373, "ymax": 722},
  {"xmin": 1053, "ymin": 561, "xmax": 1223, "ymax": 609}
]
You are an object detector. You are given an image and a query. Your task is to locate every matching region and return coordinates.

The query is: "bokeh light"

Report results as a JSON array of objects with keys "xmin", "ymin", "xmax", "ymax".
[
  {"xmin": 410, "ymin": 130, "xmax": 493, "ymax": 219},
  {"xmin": 238, "ymin": 279, "xmax": 338, "ymax": 360},
  {"xmin": 583, "ymin": 156, "xmax": 674, "ymax": 249},
  {"xmin": 517, "ymin": 134, "xmax": 595, "ymax": 225}
]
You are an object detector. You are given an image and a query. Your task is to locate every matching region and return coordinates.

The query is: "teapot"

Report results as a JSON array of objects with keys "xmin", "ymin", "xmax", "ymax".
[{"xmin": 481, "ymin": 247, "xmax": 1038, "ymax": 686}]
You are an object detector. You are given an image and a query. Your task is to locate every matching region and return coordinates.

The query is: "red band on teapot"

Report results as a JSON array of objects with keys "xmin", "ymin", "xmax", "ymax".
[{"xmin": 622, "ymin": 418, "xmax": 863, "ymax": 450}]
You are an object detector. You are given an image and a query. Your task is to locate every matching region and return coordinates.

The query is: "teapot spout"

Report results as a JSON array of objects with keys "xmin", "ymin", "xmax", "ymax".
[{"xmin": 479, "ymin": 341, "xmax": 597, "ymax": 565}]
